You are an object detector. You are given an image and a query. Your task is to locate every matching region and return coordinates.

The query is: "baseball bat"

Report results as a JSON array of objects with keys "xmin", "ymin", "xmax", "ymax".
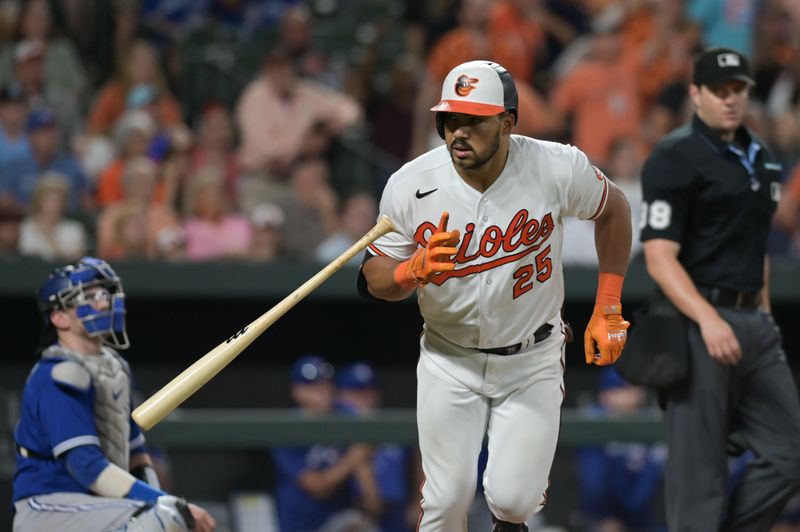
[{"xmin": 132, "ymin": 215, "xmax": 397, "ymax": 430}]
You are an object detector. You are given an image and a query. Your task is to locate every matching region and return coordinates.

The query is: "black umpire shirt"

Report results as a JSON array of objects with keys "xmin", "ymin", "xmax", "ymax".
[{"xmin": 640, "ymin": 114, "xmax": 783, "ymax": 294}]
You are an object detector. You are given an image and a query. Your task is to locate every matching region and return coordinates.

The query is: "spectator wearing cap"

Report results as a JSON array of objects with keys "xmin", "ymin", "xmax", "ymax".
[
  {"xmin": 0, "ymin": 0, "xmax": 88, "ymax": 138},
  {"xmin": 18, "ymin": 171, "xmax": 87, "ymax": 261},
  {"xmin": 314, "ymin": 191, "xmax": 377, "ymax": 267},
  {"xmin": 0, "ymin": 108, "xmax": 89, "ymax": 215},
  {"xmin": 573, "ymin": 368, "xmax": 666, "ymax": 532},
  {"xmin": 336, "ymin": 362, "xmax": 417, "ymax": 532},
  {"xmin": 0, "ymin": 83, "xmax": 31, "ymax": 166},
  {"xmin": 249, "ymin": 202, "xmax": 285, "ymax": 262},
  {"xmin": 94, "ymin": 110, "xmax": 165, "ymax": 208},
  {"xmin": 270, "ymin": 355, "xmax": 381, "ymax": 532}
]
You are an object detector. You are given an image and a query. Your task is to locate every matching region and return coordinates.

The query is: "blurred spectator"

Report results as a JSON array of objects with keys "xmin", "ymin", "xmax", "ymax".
[
  {"xmin": 96, "ymin": 156, "xmax": 183, "ymax": 260},
  {"xmin": 108, "ymin": 203, "xmax": 151, "ymax": 260},
  {"xmin": 551, "ymin": 27, "xmax": 642, "ymax": 166},
  {"xmin": 641, "ymin": 82, "xmax": 690, "ymax": 154},
  {"xmin": 0, "ymin": 208, "xmax": 23, "ymax": 255},
  {"xmin": 248, "ymin": 201, "xmax": 285, "ymax": 262},
  {"xmin": 622, "ymin": 0, "xmax": 696, "ymax": 109},
  {"xmin": 87, "ymin": 39, "xmax": 182, "ymax": 136},
  {"xmin": 279, "ymin": 3, "xmax": 341, "ymax": 89},
  {"xmin": 271, "ymin": 355, "xmax": 380, "ymax": 532},
  {"xmin": 362, "ymin": 54, "xmax": 418, "ymax": 162},
  {"xmin": 488, "ymin": 0, "xmax": 546, "ymax": 85},
  {"xmin": 315, "ymin": 191, "xmax": 377, "ymax": 266},
  {"xmin": 191, "ymin": 102, "xmax": 239, "ymax": 207},
  {"xmin": 95, "ymin": 110, "xmax": 159, "ymax": 208},
  {"xmin": 774, "ymin": 163, "xmax": 800, "ymax": 257},
  {"xmin": 563, "ymin": 137, "xmax": 644, "ymax": 265},
  {"xmin": 206, "ymin": 0, "xmax": 293, "ymax": 39},
  {"xmin": 686, "ymin": 0, "xmax": 758, "ymax": 57},
  {"xmin": 279, "ymin": 159, "xmax": 339, "ymax": 261},
  {"xmin": 17, "ymin": 171, "xmax": 86, "ymax": 261},
  {"xmin": 235, "ymin": 46, "xmax": 362, "ymax": 195},
  {"xmin": 0, "ymin": 0, "xmax": 88, "ymax": 137},
  {"xmin": 54, "ymin": 0, "xmax": 116, "ymax": 87},
  {"xmin": 182, "ymin": 166, "xmax": 252, "ymax": 261},
  {"xmin": 138, "ymin": 0, "xmax": 208, "ymax": 42},
  {"xmin": 0, "ymin": 82, "xmax": 30, "ymax": 165},
  {"xmin": 0, "ymin": 107, "xmax": 90, "ymax": 214},
  {"xmin": 336, "ymin": 362, "xmax": 416, "ymax": 532},
  {"xmin": 572, "ymin": 368, "xmax": 666, "ymax": 532}
]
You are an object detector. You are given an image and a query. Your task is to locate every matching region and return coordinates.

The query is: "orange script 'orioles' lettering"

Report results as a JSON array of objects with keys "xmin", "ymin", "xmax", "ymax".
[{"xmin": 413, "ymin": 210, "xmax": 554, "ymax": 285}]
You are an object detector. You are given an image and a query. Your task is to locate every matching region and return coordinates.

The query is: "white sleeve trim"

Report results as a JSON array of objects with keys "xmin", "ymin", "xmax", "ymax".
[
  {"xmin": 129, "ymin": 434, "xmax": 146, "ymax": 450},
  {"xmin": 53, "ymin": 435, "xmax": 101, "ymax": 458},
  {"xmin": 90, "ymin": 462, "xmax": 137, "ymax": 498}
]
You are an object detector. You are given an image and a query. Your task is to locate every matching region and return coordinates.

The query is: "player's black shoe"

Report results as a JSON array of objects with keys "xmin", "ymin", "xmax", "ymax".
[{"xmin": 490, "ymin": 515, "xmax": 529, "ymax": 532}]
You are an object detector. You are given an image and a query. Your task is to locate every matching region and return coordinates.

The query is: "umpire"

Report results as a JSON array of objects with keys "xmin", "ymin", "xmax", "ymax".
[{"xmin": 640, "ymin": 47, "xmax": 800, "ymax": 531}]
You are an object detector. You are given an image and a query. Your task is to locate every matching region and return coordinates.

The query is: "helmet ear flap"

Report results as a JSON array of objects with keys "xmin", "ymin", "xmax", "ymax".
[{"xmin": 435, "ymin": 113, "xmax": 445, "ymax": 139}]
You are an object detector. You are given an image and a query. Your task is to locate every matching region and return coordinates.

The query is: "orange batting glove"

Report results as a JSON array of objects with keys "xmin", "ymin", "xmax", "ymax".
[
  {"xmin": 584, "ymin": 273, "xmax": 630, "ymax": 365},
  {"xmin": 393, "ymin": 212, "xmax": 460, "ymax": 289}
]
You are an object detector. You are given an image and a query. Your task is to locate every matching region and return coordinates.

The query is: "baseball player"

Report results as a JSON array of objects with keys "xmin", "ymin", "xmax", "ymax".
[
  {"xmin": 358, "ymin": 60, "xmax": 632, "ymax": 531},
  {"xmin": 12, "ymin": 257, "xmax": 215, "ymax": 532}
]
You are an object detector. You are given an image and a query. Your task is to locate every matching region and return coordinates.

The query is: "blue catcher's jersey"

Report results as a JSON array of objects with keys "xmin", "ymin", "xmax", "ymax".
[
  {"xmin": 13, "ymin": 356, "xmax": 144, "ymax": 502},
  {"xmin": 271, "ymin": 444, "xmax": 354, "ymax": 532}
]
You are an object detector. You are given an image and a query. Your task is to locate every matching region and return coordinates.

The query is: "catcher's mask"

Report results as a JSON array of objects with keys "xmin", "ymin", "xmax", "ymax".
[
  {"xmin": 36, "ymin": 256, "xmax": 129, "ymax": 349},
  {"xmin": 431, "ymin": 60, "xmax": 518, "ymax": 139}
]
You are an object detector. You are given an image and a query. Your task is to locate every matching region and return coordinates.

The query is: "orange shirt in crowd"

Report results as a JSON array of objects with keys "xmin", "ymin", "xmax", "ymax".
[
  {"xmin": 88, "ymin": 81, "xmax": 183, "ymax": 135},
  {"xmin": 95, "ymin": 159, "xmax": 167, "ymax": 208},
  {"xmin": 427, "ymin": 28, "xmax": 527, "ymax": 85},
  {"xmin": 515, "ymin": 80, "xmax": 562, "ymax": 137},
  {"xmin": 488, "ymin": 0, "xmax": 545, "ymax": 83},
  {"xmin": 552, "ymin": 59, "xmax": 641, "ymax": 164}
]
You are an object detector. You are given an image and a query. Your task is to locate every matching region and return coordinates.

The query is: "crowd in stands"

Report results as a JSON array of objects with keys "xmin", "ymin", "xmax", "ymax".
[{"xmin": 0, "ymin": 0, "xmax": 799, "ymax": 264}]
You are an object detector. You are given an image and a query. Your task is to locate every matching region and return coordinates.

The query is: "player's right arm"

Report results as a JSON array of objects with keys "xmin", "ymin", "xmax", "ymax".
[
  {"xmin": 361, "ymin": 256, "xmax": 417, "ymax": 301},
  {"xmin": 362, "ymin": 212, "xmax": 460, "ymax": 301},
  {"xmin": 641, "ymin": 149, "xmax": 741, "ymax": 365}
]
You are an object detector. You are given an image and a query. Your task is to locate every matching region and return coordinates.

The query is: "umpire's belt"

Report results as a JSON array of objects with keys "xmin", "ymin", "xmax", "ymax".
[
  {"xmin": 697, "ymin": 286, "xmax": 759, "ymax": 310},
  {"xmin": 479, "ymin": 323, "xmax": 553, "ymax": 356}
]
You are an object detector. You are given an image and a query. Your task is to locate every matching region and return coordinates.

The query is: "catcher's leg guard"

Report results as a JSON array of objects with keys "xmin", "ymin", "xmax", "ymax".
[
  {"xmin": 113, "ymin": 495, "xmax": 195, "ymax": 531},
  {"xmin": 490, "ymin": 515, "xmax": 529, "ymax": 532}
]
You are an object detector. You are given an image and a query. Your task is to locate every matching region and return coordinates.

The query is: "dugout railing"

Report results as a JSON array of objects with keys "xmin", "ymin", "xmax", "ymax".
[{"xmin": 140, "ymin": 408, "xmax": 666, "ymax": 448}]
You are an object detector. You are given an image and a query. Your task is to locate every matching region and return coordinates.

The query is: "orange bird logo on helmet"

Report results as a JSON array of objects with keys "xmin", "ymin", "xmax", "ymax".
[{"xmin": 455, "ymin": 75, "xmax": 479, "ymax": 97}]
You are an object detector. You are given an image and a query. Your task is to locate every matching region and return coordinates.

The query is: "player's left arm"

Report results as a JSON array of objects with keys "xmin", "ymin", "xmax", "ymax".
[{"xmin": 586, "ymin": 181, "xmax": 633, "ymax": 365}]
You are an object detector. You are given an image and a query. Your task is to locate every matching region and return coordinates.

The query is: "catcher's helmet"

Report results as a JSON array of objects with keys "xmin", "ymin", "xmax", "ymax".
[
  {"xmin": 36, "ymin": 256, "xmax": 129, "ymax": 349},
  {"xmin": 431, "ymin": 60, "xmax": 518, "ymax": 139}
]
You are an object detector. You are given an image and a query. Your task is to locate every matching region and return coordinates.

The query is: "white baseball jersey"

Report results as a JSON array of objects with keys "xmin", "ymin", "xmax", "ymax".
[{"xmin": 369, "ymin": 135, "xmax": 609, "ymax": 349}]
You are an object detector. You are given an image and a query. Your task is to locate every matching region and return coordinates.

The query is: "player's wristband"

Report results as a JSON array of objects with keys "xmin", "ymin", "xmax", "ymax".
[
  {"xmin": 126, "ymin": 479, "xmax": 167, "ymax": 503},
  {"xmin": 595, "ymin": 272, "xmax": 624, "ymax": 307}
]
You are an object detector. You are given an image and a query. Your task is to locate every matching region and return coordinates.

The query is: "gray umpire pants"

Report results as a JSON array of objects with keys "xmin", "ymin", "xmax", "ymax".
[{"xmin": 664, "ymin": 307, "xmax": 800, "ymax": 532}]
